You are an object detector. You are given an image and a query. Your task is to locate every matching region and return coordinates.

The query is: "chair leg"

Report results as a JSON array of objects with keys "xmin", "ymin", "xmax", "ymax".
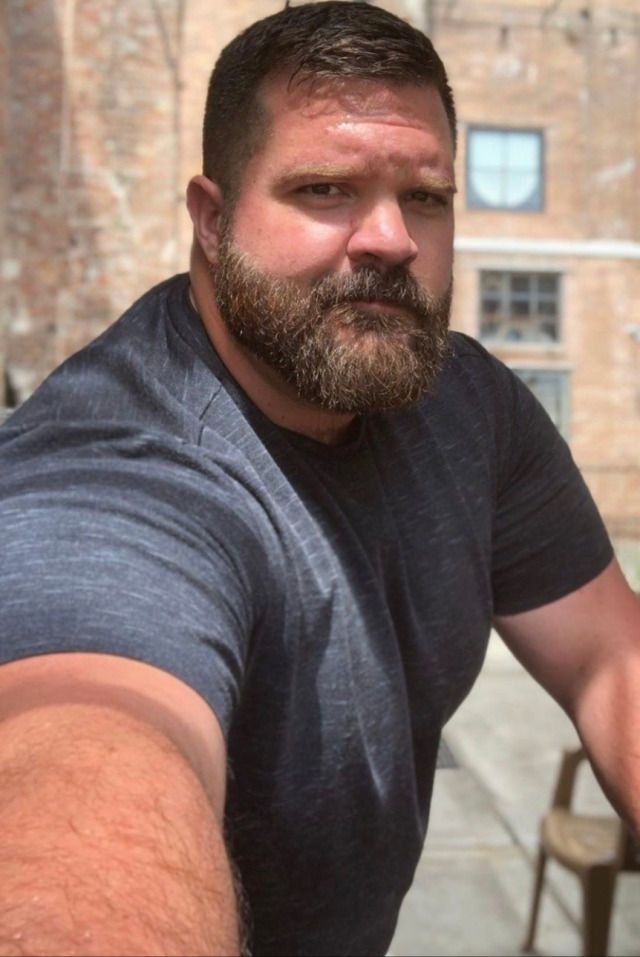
[
  {"xmin": 582, "ymin": 866, "xmax": 617, "ymax": 957},
  {"xmin": 522, "ymin": 845, "xmax": 547, "ymax": 952}
]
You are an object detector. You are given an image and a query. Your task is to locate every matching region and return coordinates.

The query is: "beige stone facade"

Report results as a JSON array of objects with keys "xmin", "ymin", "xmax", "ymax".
[{"xmin": 2, "ymin": 0, "xmax": 639, "ymax": 534}]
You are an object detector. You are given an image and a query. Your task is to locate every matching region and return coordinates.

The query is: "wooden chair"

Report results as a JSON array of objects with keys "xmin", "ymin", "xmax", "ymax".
[{"xmin": 522, "ymin": 747, "xmax": 640, "ymax": 957}]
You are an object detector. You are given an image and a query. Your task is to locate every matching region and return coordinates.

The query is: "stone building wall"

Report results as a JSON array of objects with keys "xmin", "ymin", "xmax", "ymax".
[{"xmin": 2, "ymin": 0, "xmax": 639, "ymax": 533}]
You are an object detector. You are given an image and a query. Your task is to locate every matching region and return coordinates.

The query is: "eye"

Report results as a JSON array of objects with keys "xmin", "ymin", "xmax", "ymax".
[
  {"xmin": 298, "ymin": 183, "xmax": 343, "ymax": 197},
  {"xmin": 407, "ymin": 190, "xmax": 449, "ymax": 208}
]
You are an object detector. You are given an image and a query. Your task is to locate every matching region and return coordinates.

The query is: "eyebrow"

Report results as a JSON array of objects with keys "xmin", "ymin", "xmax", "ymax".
[{"xmin": 275, "ymin": 164, "xmax": 458, "ymax": 194}]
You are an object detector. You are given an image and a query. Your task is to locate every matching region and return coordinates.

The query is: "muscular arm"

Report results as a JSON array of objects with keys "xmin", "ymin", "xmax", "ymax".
[
  {"xmin": 0, "ymin": 654, "xmax": 241, "ymax": 956},
  {"xmin": 494, "ymin": 558, "xmax": 640, "ymax": 837}
]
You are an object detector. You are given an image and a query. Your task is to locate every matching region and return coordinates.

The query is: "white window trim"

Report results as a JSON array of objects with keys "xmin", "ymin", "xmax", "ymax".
[{"xmin": 456, "ymin": 237, "xmax": 640, "ymax": 260}]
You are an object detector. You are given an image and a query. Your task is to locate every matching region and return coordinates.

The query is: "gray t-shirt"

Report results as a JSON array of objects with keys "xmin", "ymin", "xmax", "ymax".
[{"xmin": 0, "ymin": 275, "xmax": 612, "ymax": 955}]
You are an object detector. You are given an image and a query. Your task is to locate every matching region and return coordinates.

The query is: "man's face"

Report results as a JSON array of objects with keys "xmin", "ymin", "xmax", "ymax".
[{"xmin": 212, "ymin": 76, "xmax": 456, "ymax": 413}]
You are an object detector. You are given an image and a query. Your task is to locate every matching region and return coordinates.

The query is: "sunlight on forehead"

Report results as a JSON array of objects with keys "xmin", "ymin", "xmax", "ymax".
[
  {"xmin": 260, "ymin": 75, "xmax": 456, "ymax": 190},
  {"xmin": 287, "ymin": 76, "xmax": 431, "ymax": 119},
  {"xmin": 266, "ymin": 73, "xmax": 449, "ymax": 133}
]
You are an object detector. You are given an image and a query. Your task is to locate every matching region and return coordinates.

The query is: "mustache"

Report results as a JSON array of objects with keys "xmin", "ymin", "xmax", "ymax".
[{"xmin": 309, "ymin": 266, "xmax": 437, "ymax": 316}]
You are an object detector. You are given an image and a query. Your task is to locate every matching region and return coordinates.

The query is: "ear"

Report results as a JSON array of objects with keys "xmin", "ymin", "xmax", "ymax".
[{"xmin": 186, "ymin": 175, "xmax": 226, "ymax": 266}]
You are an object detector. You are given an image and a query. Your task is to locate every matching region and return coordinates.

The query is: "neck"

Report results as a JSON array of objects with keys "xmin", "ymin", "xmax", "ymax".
[{"xmin": 188, "ymin": 247, "xmax": 357, "ymax": 446}]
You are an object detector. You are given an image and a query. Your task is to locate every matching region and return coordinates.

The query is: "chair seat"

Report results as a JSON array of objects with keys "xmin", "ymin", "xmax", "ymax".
[
  {"xmin": 524, "ymin": 748, "xmax": 637, "ymax": 957},
  {"xmin": 542, "ymin": 808, "xmax": 622, "ymax": 871}
]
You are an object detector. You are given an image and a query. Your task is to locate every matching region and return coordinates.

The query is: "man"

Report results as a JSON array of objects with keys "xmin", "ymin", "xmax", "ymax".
[{"xmin": 0, "ymin": 2, "xmax": 638, "ymax": 955}]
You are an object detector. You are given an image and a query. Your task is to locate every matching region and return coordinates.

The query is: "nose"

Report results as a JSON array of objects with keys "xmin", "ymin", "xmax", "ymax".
[{"xmin": 346, "ymin": 200, "xmax": 418, "ymax": 271}]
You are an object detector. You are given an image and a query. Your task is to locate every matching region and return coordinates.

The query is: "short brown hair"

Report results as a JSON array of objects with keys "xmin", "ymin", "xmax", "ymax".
[{"xmin": 202, "ymin": 1, "xmax": 456, "ymax": 201}]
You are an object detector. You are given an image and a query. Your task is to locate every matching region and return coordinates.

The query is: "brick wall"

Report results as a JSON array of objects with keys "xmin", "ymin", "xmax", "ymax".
[
  {"xmin": 2, "ymin": 0, "xmax": 639, "ymax": 532},
  {"xmin": 440, "ymin": 0, "xmax": 640, "ymax": 534},
  {"xmin": 3, "ymin": 0, "xmax": 188, "ymax": 397}
]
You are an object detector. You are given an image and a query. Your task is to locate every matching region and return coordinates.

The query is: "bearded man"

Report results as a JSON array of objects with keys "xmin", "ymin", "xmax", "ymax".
[{"xmin": 0, "ymin": 3, "xmax": 639, "ymax": 956}]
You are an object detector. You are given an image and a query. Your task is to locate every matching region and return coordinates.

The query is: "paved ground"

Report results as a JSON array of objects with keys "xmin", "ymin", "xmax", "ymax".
[{"xmin": 389, "ymin": 631, "xmax": 640, "ymax": 957}]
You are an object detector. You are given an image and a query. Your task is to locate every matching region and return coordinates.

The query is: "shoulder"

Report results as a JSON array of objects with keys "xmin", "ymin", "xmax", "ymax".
[
  {"xmin": 5, "ymin": 275, "xmax": 223, "ymax": 439},
  {"xmin": 0, "ymin": 415, "xmax": 281, "ymax": 732},
  {"xmin": 443, "ymin": 332, "xmax": 520, "ymax": 393}
]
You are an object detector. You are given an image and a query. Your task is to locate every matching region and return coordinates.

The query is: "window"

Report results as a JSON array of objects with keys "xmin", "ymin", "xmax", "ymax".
[
  {"xmin": 467, "ymin": 128, "xmax": 544, "ymax": 211},
  {"xmin": 513, "ymin": 368, "xmax": 571, "ymax": 439},
  {"xmin": 480, "ymin": 271, "xmax": 560, "ymax": 344}
]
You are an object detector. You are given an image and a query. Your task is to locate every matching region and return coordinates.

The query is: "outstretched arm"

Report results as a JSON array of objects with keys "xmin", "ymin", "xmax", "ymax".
[
  {"xmin": 494, "ymin": 558, "xmax": 640, "ymax": 837},
  {"xmin": 0, "ymin": 653, "xmax": 241, "ymax": 956}
]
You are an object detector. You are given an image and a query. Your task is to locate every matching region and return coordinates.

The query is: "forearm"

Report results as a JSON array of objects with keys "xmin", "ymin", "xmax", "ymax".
[
  {"xmin": 0, "ymin": 703, "xmax": 240, "ymax": 956},
  {"xmin": 495, "ymin": 560, "xmax": 640, "ymax": 841},
  {"xmin": 572, "ymin": 645, "xmax": 640, "ymax": 840}
]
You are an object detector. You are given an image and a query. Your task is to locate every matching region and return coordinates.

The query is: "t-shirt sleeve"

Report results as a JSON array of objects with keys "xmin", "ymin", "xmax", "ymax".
[
  {"xmin": 491, "ymin": 365, "xmax": 613, "ymax": 616},
  {"xmin": 0, "ymin": 422, "xmax": 273, "ymax": 737}
]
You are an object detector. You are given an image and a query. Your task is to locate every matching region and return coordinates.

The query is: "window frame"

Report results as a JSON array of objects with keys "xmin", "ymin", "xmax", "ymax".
[
  {"xmin": 477, "ymin": 269, "xmax": 564, "ymax": 349},
  {"xmin": 466, "ymin": 125, "xmax": 546, "ymax": 213}
]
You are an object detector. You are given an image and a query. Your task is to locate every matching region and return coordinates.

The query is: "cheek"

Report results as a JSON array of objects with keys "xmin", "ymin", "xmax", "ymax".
[
  {"xmin": 415, "ymin": 250, "xmax": 452, "ymax": 289},
  {"xmin": 233, "ymin": 207, "xmax": 349, "ymax": 276},
  {"xmin": 415, "ymin": 223, "xmax": 454, "ymax": 291}
]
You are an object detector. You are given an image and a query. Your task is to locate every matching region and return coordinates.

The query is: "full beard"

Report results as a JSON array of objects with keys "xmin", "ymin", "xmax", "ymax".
[{"xmin": 211, "ymin": 234, "xmax": 452, "ymax": 415}]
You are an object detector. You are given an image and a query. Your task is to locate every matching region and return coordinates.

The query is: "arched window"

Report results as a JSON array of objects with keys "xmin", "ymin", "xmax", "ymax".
[{"xmin": 467, "ymin": 128, "xmax": 544, "ymax": 211}]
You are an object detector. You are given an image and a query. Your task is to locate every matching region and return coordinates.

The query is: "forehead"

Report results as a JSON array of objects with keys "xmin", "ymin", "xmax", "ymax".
[{"xmin": 253, "ymin": 74, "xmax": 454, "ymax": 173}]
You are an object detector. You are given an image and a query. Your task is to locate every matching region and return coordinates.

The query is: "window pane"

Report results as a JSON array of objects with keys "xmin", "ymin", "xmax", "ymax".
[
  {"xmin": 505, "ymin": 327, "xmax": 525, "ymax": 342},
  {"xmin": 481, "ymin": 272, "xmax": 504, "ymax": 293},
  {"xmin": 469, "ymin": 169, "xmax": 504, "ymax": 207},
  {"xmin": 510, "ymin": 299, "xmax": 531, "ymax": 318},
  {"xmin": 481, "ymin": 298, "xmax": 501, "ymax": 316},
  {"xmin": 505, "ymin": 132, "xmax": 540, "ymax": 170},
  {"xmin": 537, "ymin": 299, "xmax": 558, "ymax": 317},
  {"xmin": 504, "ymin": 170, "xmax": 540, "ymax": 209},
  {"xmin": 469, "ymin": 130, "xmax": 505, "ymax": 167},
  {"xmin": 511, "ymin": 274, "xmax": 531, "ymax": 293},
  {"xmin": 540, "ymin": 322, "xmax": 559, "ymax": 342},
  {"xmin": 538, "ymin": 275, "xmax": 558, "ymax": 294},
  {"xmin": 481, "ymin": 321, "xmax": 501, "ymax": 340}
]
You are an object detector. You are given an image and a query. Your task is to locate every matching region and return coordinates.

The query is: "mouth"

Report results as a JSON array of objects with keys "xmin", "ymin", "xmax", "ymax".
[
  {"xmin": 343, "ymin": 300, "xmax": 420, "ymax": 336},
  {"xmin": 329, "ymin": 301, "xmax": 418, "ymax": 346},
  {"xmin": 349, "ymin": 299, "xmax": 410, "ymax": 317}
]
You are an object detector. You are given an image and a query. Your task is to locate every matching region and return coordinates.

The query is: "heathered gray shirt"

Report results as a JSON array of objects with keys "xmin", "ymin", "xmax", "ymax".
[{"xmin": 0, "ymin": 275, "xmax": 612, "ymax": 955}]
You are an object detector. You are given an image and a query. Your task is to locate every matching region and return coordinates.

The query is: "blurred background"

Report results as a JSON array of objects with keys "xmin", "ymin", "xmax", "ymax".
[{"xmin": 1, "ymin": 1, "xmax": 639, "ymax": 953}]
